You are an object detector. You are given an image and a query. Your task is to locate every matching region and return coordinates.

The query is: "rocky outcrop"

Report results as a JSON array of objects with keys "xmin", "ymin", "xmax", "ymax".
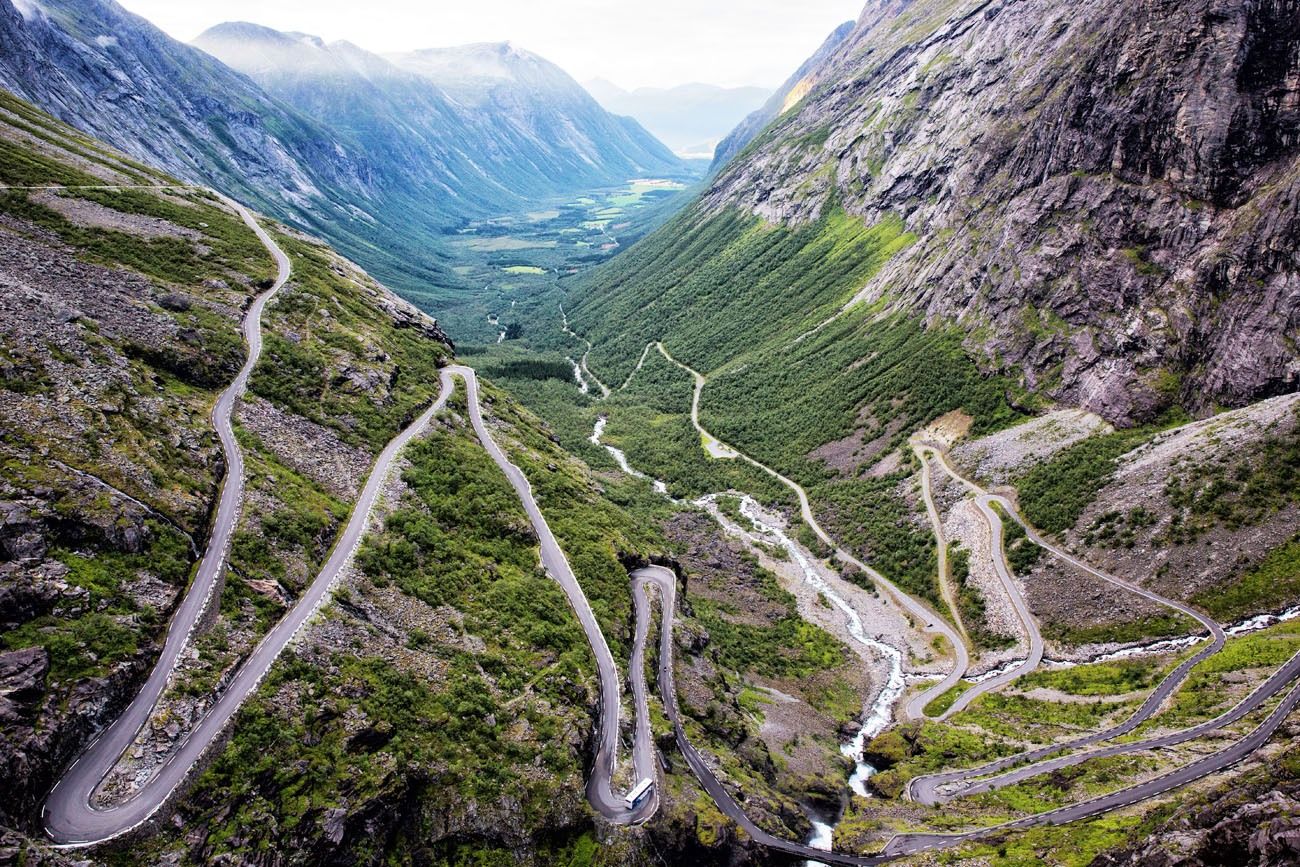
[
  {"xmin": 0, "ymin": 829, "xmax": 80, "ymax": 867},
  {"xmin": 1093, "ymin": 782, "xmax": 1300, "ymax": 866},
  {"xmin": 0, "ymin": 642, "xmax": 155, "ymax": 827},
  {"xmin": 704, "ymin": 0, "xmax": 1300, "ymax": 424}
]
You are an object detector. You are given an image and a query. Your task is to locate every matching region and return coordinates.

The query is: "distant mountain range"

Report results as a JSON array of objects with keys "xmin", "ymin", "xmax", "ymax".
[
  {"xmin": 0, "ymin": 0, "xmax": 686, "ymax": 298},
  {"xmin": 195, "ymin": 26, "xmax": 681, "ymax": 206},
  {"xmin": 583, "ymin": 79, "xmax": 769, "ymax": 161}
]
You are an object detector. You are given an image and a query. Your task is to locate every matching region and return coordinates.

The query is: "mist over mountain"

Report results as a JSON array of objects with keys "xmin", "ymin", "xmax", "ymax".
[
  {"xmin": 0, "ymin": 0, "xmax": 686, "ymax": 300},
  {"xmin": 584, "ymin": 79, "xmax": 769, "ymax": 160},
  {"xmin": 196, "ymin": 27, "xmax": 684, "ymax": 204},
  {"xmin": 3, "ymin": 0, "xmax": 1300, "ymax": 865},
  {"xmin": 711, "ymin": 19, "xmax": 855, "ymax": 169},
  {"xmin": 0, "ymin": 0, "xmax": 402, "ymax": 268}
]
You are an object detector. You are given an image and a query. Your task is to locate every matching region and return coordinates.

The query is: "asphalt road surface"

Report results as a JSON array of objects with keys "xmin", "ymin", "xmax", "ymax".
[
  {"xmin": 911, "ymin": 442, "xmax": 1047, "ymax": 719},
  {"xmin": 631, "ymin": 565, "xmax": 894, "ymax": 867},
  {"xmin": 447, "ymin": 365, "xmax": 655, "ymax": 823},
  {"xmin": 44, "ymin": 196, "xmax": 452, "ymax": 846},
  {"xmin": 624, "ymin": 462, "xmax": 1300, "ymax": 865},
  {"xmin": 907, "ymin": 448, "xmax": 1228, "ymax": 805},
  {"xmin": 39, "ymin": 209, "xmax": 1297, "ymax": 860},
  {"xmin": 44, "ymin": 193, "xmax": 289, "ymax": 845},
  {"xmin": 886, "ymin": 665, "xmax": 1300, "ymax": 856},
  {"xmin": 914, "ymin": 446, "xmax": 969, "ymax": 648},
  {"xmin": 912, "ymin": 441, "xmax": 1046, "ymax": 718}
]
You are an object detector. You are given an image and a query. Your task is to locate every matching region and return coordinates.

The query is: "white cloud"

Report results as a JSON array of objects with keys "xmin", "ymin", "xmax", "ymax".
[
  {"xmin": 116, "ymin": 0, "xmax": 863, "ymax": 89},
  {"xmin": 11, "ymin": 0, "xmax": 43, "ymax": 21}
]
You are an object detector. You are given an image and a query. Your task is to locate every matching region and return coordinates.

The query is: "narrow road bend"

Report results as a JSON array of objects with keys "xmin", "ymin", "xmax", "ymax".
[
  {"xmin": 906, "ymin": 447, "xmax": 1227, "ymax": 803},
  {"xmin": 446, "ymin": 366, "xmax": 655, "ymax": 823},
  {"xmin": 558, "ymin": 341, "xmax": 1280, "ymax": 862},
  {"xmin": 912, "ymin": 444, "xmax": 1046, "ymax": 719},
  {"xmin": 886, "ymin": 665, "xmax": 1300, "ymax": 856},
  {"xmin": 627, "ymin": 514, "xmax": 1300, "ymax": 864},
  {"xmin": 44, "ymin": 195, "xmax": 452, "ymax": 846},
  {"xmin": 33, "ymin": 193, "xmax": 1296, "ymax": 863},
  {"xmin": 558, "ymin": 304, "xmax": 611, "ymax": 398}
]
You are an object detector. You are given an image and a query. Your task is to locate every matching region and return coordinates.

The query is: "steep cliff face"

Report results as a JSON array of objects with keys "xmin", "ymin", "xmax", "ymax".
[
  {"xmin": 0, "ymin": 0, "xmax": 369, "ymax": 224},
  {"xmin": 704, "ymin": 0, "xmax": 1300, "ymax": 424}
]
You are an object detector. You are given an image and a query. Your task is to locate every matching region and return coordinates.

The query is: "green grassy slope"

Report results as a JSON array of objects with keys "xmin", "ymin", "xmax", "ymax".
[{"xmin": 563, "ymin": 204, "xmax": 1027, "ymax": 602}]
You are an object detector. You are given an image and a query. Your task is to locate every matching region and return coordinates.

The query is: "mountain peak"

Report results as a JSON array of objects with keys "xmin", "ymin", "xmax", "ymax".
[{"xmin": 196, "ymin": 20, "xmax": 293, "ymax": 45}]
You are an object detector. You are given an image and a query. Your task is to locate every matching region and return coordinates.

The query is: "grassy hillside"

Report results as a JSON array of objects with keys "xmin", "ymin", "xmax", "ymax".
[
  {"xmin": 571, "ymin": 206, "xmax": 915, "ymax": 379},
  {"xmin": 560, "ymin": 204, "xmax": 1027, "ymax": 602},
  {"xmin": 0, "ymin": 89, "xmax": 872, "ymax": 867},
  {"xmin": 0, "ymin": 91, "xmax": 457, "ymax": 830}
]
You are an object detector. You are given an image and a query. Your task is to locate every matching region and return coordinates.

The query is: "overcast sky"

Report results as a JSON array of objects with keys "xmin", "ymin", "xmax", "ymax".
[{"xmin": 114, "ymin": 0, "xmax": 863, "ymax": 90}]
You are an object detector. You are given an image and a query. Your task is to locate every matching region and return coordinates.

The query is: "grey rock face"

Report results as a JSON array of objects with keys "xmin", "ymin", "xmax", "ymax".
[
  {"xmin": 705, "ymin": 0, "xmax": 1300, "ymax": 424},
  {"xmin": 1093, "ymin": 788, "xmax": 1300, "ymax": 866},
  {"xmin": 0, "ymin": 648, "xmax": 48, "ymax": 725},
  {"xmin": 0, "ymin": 0, "xmax": 366, "ymax": 216}
]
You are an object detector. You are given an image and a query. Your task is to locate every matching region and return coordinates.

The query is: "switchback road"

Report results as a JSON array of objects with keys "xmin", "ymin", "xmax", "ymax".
[
  {"xmin": 42, "ymin": 220, "xmax": 1296, "ymax": 860},
  {"xmin": 446, "ymin": 366, "xmax": 655, "ymax": 823},
  {"xmin": 44, "ymin": 193, "xmax": 290, "ymax": 845},
  {"xmin": 620, "ymin": 453, "xmax": 1300, "ymax": 864},
  {"xmin": 630, "ymin": 565, "xmax": 891, "ymax": 867},
  {"xmin": 885, "ymin": 662, "xmax": 1300, "ymax": 856},
  {"xmin": 911, "ymin": 444, "xmax": 1045, "ymax": 719},
  {"xmin": 552, "ymin": 339, "xmax": 1293, "ymax": 863},
  {"xmin": 44, "ymin": 196, "xmax": 452, "ymax": 846},
  {"xmin": 907, "ymin": 448, "xmax": 1228, "ymax": 805}
]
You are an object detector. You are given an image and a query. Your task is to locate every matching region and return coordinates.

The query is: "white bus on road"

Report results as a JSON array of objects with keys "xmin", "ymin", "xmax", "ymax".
[{"xmin": 625, "ymin": 778, "xmax": 654, "ymax": 810}]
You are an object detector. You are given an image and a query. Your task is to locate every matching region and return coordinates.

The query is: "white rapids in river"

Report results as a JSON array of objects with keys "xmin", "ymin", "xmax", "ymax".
[
  {"xmin": 589, "ymin": 417, "xmax": 669, "ymax": 495},
  {"xmin": 588, "ymin": 413, "xmax": 906, "ymax": 854},
  {"xmin": 728, "ymin": 496, "xmax": 906, "ymax": 797},
  {"xmin": 569, "ymin": 357, "xmax": 590, "ymax": 394}
]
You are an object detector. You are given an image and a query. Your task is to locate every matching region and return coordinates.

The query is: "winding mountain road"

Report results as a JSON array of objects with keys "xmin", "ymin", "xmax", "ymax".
[
  {"xmin": 911, "ymin": 444, "xmax": 1045, "ymax": 718},
  {"xmin": 625, "ymin": 504, "xmax": 1300, "ymax": 864},
  {"xmin": 43, "ymin": 195, "xmax": 454, "ymax": 846},
  {"xmin": 652, "ymin": 343, "xmax": 969, "ymax": 719},
  {"xmin": 915, "ymin": 448, "xmax": 969, "ymax": 648},
  {"xmin": 559, "ymin": 304, "xmax": 611, "ymax": 398},
  {"xmin": 630, "ymin": 565, "xmax": 892, "ymax": 867},
  {"xmin": 580, "ymin": 359, "xmax": 1295, "ymax": 861},
  {"xmin": 886, "ymin": 662, "xmax": 1300, "ymax": 856},
  {"xmin": 37, "ymin": 210, "xmax": 1295, "ymax": 859},
  {"xmin": 44, "ymin": 193, "xmax": 289, "ymax": 845},
  {"xmin": 905, "ymin": 447, "xmax": 1228, "ymax": 804},
  {"xmin": 939, "ymin": 494, "xmax": 1045, "ymax": 714},
  {"xmin": 446, "ymin": 365, "xmax": 655, "ymax": 823}
]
